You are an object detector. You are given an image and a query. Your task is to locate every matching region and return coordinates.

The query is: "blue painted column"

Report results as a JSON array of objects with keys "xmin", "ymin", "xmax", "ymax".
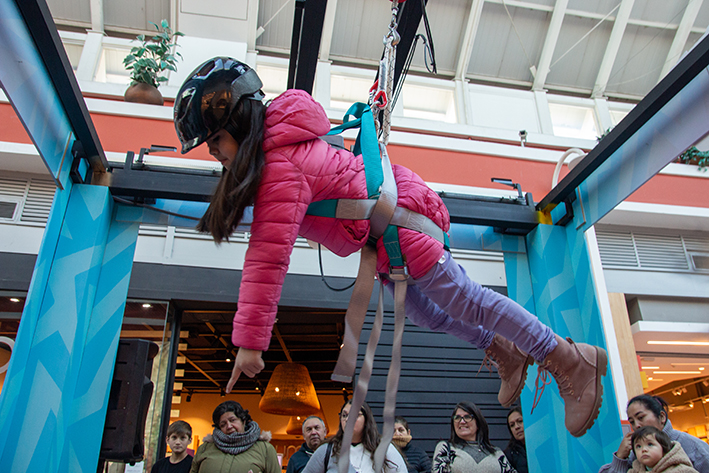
[
  {"xmin": 506, "ymin": 223, "xmax": 621, "ymax": 473},
  {"xmin": 0, "ymin": 184, "xmax": 139, "ymax": 473}
]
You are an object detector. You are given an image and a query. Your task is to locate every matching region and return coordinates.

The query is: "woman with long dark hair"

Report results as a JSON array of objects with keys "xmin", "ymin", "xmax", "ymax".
[
  {"xmin": 302, "ymin": 400, "xmax": 406, "ymax": 473},
  {"xmin": 432, "ymin": 401, "xmax": 515, "ymax": 473},
  {"xmin": 503, "ymin": 407, "xmax": 527, "ymax": 473},
  {"xmin": 598, "ymin": 394, "xmax": 709, "ymax": 473}
]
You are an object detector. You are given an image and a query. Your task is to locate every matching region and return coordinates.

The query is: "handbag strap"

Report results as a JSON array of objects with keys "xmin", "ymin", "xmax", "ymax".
[{"xmin": 323, "ymin": 442, "xmax": 333, "ymax": 473}]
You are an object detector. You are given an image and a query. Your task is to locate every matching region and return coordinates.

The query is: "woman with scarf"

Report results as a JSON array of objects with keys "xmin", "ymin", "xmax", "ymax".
[
  {"xmin": 393, "ymin": 416, "xmax": 431, "ymax": 473},
  {"xmin": 190, "ymin": 401, "xmax": 279, "ymax": 473}
]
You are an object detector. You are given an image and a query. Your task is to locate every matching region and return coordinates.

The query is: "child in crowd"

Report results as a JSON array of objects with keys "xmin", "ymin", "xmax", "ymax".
[
  {"xmin": 173, "ymin": 56, "xmax": 608, "ymax": 438},
  {"xmin": 629, "ymin": 426, "xmax": 698, "ymax": 473},
  {"xmin": 151, "ymin": 420, "xmax": 193, "ymax": 473}
]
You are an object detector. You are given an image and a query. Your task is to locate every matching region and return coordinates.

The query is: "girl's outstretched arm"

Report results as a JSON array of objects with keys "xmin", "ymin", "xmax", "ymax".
[{"xmin": 226, "ymin": 347, "xmax": 264, "ymax": 393}]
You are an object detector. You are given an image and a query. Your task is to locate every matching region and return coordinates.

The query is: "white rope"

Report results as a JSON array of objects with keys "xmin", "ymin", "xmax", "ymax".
[
  {"xmin": 371, "ymin": 1, "xmax": 400, "ymax": 145},
  {"xmin": 549, "ymin": 2, "xmax": 621, "ymax": 69},
  {"xmin": 500, "ymin": 0, "xmax": 535, "ymax": 70},
  {"xmin": 256, "ymin": 0, "xmax": 294, "ymax": 37}
]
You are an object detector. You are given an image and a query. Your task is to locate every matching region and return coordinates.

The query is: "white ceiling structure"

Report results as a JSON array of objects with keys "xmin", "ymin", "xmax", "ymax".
[{"xmin": 254, "ymin": 0, "xmax": 709, "ymax": 101}]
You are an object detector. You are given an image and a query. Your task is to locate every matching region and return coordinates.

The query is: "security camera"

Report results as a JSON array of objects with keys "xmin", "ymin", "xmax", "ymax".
[{"xmin": 519, "ymin": 130, "xmax": 528, "ymax": 147}]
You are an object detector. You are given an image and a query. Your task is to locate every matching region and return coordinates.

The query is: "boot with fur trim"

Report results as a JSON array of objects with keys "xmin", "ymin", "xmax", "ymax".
[
  {"xmin": 484, "ymin": 333, "xmax": 534, "ymax": 407},
  {"xmin": 537, "ymin": 335, "xmax": 608, "ymax": 437}
]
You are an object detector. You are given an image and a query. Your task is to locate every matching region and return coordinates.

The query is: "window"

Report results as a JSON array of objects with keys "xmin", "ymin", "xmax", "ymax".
[
  {"xmin": 549, "ymin": 102, "xmax": 598, "ymax": 140},
  {"xmin": 0, "ymin": 199, "xmax": 19, "ymax": 222}
]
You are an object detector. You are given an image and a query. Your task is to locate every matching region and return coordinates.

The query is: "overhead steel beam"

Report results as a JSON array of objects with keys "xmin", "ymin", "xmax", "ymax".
[
  {"xmin": 591, "ymin": 0, "xmax": 634, "ymax": 98},
  {"xmin": 318, "ymin": 0, "xmax": 339, "ymax": 61},
  {"xmin": 659, "ymin": 0, "xmax": 704, "ymax": 80},
  {"xmin": 455, "ymin": 0, "xmax": 485, "ymax": 81},
  {"xmin": 287, "ymin": 0, "xmax": 328, "ymax": 93},
  {"xmin": 107, "ymin": 153, "xmax": 218, "ymax": 202},
  {"xmin": 538, "ymin": 30, "xmax": 709, "ymax": 211},
  {"xmin": 108, "ymin": 162, "xmax": 539, "ymax": 234},
  {"xmin": 12, "ymin": 0, "xmax": 107, "ymax": 173},
  {"xmin": 441, "ymin": 193, "xmax": 538, "ymax": 234},
  {"xmin": 392, "ymin": 0, "xmax": 429, "ymax": 93},
  {"xmin": 532, "ymin": 0, "xmax": 568, "ymax": 91}
]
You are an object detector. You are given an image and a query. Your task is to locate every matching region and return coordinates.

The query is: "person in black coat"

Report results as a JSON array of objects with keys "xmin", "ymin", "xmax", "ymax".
[
  {"xmin": 286, "ymin": 416, "xmax": 328, "ymax": 473},
  {"xmin": 393, "ymin": 416, "xmax": 431, "ymax": 473},
  {"xmin": 503, "ymin": 407, "xmax": 527, "ymax": 473}
]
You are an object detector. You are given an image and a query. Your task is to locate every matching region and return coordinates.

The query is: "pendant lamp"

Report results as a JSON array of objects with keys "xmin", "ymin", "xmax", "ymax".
[
  {"xmin": 285, "ymin": 406, "xmax": 329, "ymax": 436},
  {"xmin": 259, "ymin": 363, "xmax": 320, "ymax": 415}
]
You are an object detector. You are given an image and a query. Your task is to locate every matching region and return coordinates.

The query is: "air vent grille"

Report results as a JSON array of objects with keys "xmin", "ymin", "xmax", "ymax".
[
  {"xmin": 21, "ymin": 178, "xmax": 56, "ymax": 223},
  {"xmin": 596, "ymin": 230, "xmax": 709, "ymax": 273},
  {"xmin": 595, "ymin": 232, "xmax": 638, "ymax": 267}
]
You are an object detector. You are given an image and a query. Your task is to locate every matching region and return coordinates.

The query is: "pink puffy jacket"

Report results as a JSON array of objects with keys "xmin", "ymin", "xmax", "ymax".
[{"xmin": 232, "ymin": 90, "xmax": 450, "ymax": 350}]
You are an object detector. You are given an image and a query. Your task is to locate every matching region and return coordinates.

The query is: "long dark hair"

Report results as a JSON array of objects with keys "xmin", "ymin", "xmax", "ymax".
[
  {"xmin": 505, "ymin": 406, "xmax": 524, "ymax": 452},
  {"xmin": 329, "ymin": 401, "xmax": 381, "ymax": 463},
  {"xmin": 197, "ymin": 97, "xmax": 267, "ymax": 242},
  {"xmin": 627, "ymin": 394, "xmax": 668, "ymax": 426},
  {"xmin": 449, "ymin": 401, "xmax": 495, "ymax": 455}
]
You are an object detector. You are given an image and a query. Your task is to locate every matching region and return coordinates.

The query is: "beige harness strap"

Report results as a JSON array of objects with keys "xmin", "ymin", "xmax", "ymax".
[
  {"xmin": 331, "ymin": 244, "xmax": 378, "ymax": 383},
  {"xmin": 373, "ymin": 277, "xmax": 407, "ymax": 473},
  {"xmin": 332, "ymin": 143, "xmax": 398, "ymax": 383},
  {"xmin": 338, "ymin": 283, "xmax": 387, "ymax": 473}
]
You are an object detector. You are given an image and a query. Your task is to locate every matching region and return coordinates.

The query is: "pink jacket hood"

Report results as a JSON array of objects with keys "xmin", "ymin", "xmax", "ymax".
[{"xmin": 263, "ymin": 90, "xmax": 331, "ymax": 152}]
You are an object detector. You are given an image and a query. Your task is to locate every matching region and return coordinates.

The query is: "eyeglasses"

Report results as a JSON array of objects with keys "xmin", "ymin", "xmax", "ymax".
[
  {"xmin": 341, "ymin": 411, "xmax": 364, "ymax": 421},
  {"xmin": 453, "ymin": 414, "xmax": 474, "ymax": 423}
]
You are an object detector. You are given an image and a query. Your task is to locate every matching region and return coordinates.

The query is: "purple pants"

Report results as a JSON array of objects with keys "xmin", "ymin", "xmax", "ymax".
[{"xmin": 394, "ymin": 252, "xmax": 557, "ymax": 362}]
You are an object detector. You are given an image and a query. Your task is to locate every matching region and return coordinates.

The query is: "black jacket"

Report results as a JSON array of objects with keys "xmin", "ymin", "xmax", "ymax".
[
  {"xmin": 287, "ymin": 443, "xmax": 315, "ymax": 473},
  {"xmin": 402, "ymin": 443, "xmax": 432, "ymax": 473},
  {"xmin": 503, "ymin": 443, "xmax": 527, "ymax": 473}
]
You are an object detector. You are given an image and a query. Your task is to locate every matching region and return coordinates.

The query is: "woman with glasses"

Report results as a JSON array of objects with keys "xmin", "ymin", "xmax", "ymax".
[
  {"xmin": 432, "ymin": 401, "xmax": 516, "ymax": 473},
  {"xmin": 303, "ymin": 400, "xmax": 407, "ymax": 473}
]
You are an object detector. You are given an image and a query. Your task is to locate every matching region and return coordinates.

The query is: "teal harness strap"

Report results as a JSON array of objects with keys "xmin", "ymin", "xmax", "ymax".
[
  {"xmin": 309, "ymin": 104, "xmax": 450, "ymax": 269},
  {"xmin": 382, "ymin": 225, "xmax": 404, "ymax": 267},
  {"xmin": 327, "ymin": 102, "xmax": 383, "ymax": 199}
]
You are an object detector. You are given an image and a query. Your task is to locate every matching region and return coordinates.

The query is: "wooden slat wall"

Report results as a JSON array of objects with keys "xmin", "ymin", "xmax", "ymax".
[{"xmin": 358, "ymin": 311, "xmax": 515, "ymax": 457}]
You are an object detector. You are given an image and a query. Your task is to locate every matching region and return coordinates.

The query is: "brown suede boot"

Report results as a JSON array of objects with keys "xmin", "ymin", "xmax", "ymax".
[
  {"xmin": 484, "ymin": 333, "xmax": 534, "ymax": 407},
  {"xmin": 537, "ymin": 335, "xmax": 608, "ymax": 437}
]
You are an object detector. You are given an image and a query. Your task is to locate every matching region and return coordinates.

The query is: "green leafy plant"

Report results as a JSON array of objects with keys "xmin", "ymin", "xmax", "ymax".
[
  {"xmin": 597, "ymin": 127, "xmax": 613, "ymax": 143},
  {"xmin": 123, "ymin": 20, "xmax": 184, "ymax": 88},
  {"xmin": 677, "ymin": 146, "xmax": 708, "ymax": 171}
]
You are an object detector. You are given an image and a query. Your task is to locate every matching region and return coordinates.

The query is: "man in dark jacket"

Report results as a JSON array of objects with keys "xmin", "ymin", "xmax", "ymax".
[{"xmin": 286, "ymin": 416, "xmax": 328, "ymax": 473}]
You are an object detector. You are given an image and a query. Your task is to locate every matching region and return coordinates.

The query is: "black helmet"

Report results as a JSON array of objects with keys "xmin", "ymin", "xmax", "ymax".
[{"xmin": 174, "ymin": 57, "xmax": 264, "ymax": 153}]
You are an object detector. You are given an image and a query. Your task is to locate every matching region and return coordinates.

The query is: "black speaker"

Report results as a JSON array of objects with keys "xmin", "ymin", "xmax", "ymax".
[{"xmin": 100, "ymin": 339, "xmax": 160, "ymax": 462}]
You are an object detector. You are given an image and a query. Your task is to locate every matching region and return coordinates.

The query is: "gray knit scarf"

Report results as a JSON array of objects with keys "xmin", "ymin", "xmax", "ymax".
[{"xmin": 213, "ymin": 421, "xmax": 261, "ymax": 455}]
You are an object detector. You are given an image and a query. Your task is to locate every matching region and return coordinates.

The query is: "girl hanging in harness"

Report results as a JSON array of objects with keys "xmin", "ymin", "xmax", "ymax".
[{"xmin": 173, "ymin": 57, "xmax": 607, "ymax": 438}]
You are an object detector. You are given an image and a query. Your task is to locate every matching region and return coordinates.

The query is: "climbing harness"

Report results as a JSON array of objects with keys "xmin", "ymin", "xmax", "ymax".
[{"xmin": 306, "ymin": 2, "xmax": 444, "ymax": 472}]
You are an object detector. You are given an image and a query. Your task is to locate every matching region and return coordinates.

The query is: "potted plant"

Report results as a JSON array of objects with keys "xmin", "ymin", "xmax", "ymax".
[
  {"xmin": 677, "ymin": 146, "xmax": 708, "ymax": 171},
  {"xmin": 123, "ymin": 19, "xmax": 184, "ymax": 105}
]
